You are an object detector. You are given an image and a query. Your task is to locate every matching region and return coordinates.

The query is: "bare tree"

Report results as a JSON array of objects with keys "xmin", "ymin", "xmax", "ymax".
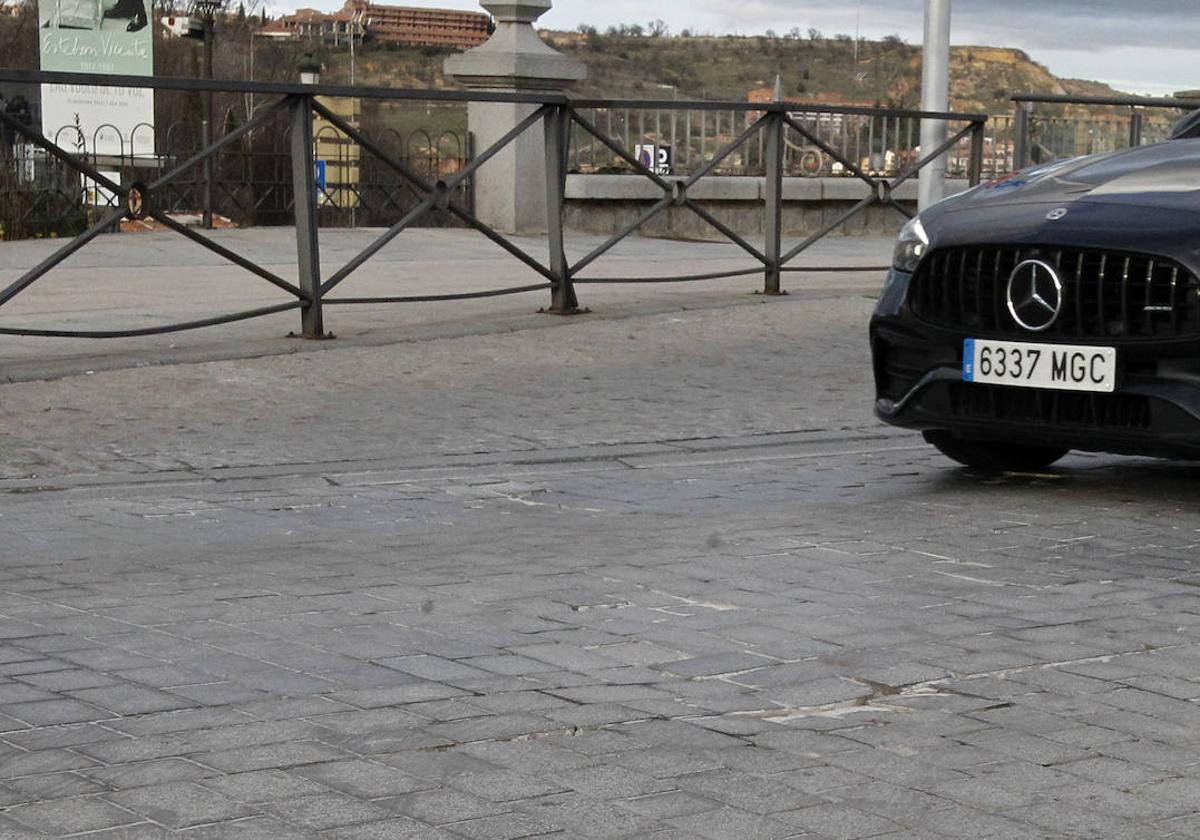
[{"xmin": 0, "ymin": 1, "xmax": 39, "ymax": 71}]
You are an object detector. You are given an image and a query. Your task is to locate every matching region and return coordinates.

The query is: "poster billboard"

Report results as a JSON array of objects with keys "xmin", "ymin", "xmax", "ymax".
[
  {"xmin": 39, "ymin": 0, "xmax": 154, "ymax": 159},
  {"xmin": 635, "ymin": 144, "xmax": 673, "ymax": 176}
]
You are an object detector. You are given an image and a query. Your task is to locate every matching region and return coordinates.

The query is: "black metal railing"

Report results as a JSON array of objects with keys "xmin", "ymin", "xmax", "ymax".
[
  {"xmin": 568, "ymin": 104, "xmax": 992, "ymax": 180},
  {"xmin": 1011, "ymin": 92, "xmax": 1200, "ymax": 170},
  {"xmin": 0, "ymin": 68, "xmax": 988, "ymax": 340},
  {"xmin": 1, "ymin": 110, "xmax": 471, "ymax": 237}
]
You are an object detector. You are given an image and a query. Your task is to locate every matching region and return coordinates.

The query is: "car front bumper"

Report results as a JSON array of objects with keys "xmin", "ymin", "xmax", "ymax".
[{"xmin": 871, "ymin": 269, "xmax": 1200, "ymax": 460}]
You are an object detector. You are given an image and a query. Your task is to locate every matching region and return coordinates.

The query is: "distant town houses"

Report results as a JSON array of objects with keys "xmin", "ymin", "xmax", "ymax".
[{"xmin": 259, "ymin": 1, "xmax": 490, "ymax": 51}]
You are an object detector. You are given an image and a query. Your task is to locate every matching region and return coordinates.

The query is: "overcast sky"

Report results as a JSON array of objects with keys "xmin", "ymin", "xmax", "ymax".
[{"xmin": 281, "ymin": 0, "xmax": 1198, "ymax": 96}]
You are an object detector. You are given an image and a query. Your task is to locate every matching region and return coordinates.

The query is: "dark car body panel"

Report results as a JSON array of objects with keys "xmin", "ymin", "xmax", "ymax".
[{"xmin": 870, "ymin": 139, "xmax": 1200, "ymax": 460}]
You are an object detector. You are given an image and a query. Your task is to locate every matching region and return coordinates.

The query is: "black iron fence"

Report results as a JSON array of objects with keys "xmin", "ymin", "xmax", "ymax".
[
  {"xmin": 571, "ymin": 104, "xmax": 999, "ymax": 181},
  {"xmin": 0, "ymin": 104, "xmax": 470, "ymax": 240},
  {"xmin": 0, "ymin": 69, "xmax": 988, "ymax": 340},
  {"xmin": 1011, "ymin": 92, "xmax": 1200, "ymax": 170}
]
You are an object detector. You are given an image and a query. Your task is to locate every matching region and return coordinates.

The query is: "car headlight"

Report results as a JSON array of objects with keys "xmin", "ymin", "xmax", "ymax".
[{"xmin": 892, "ymin": 216, "xmax": 929, "ymax": 273}]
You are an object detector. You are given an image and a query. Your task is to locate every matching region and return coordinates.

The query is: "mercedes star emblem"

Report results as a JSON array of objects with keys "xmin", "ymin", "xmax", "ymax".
[
  {"xmin": 1007, "ymin": 259, "xmax": 1064, "ymax": 332},
  {"xmin": 1046, "ymin": 207, "xmax": 1069, "ymax": 221}
]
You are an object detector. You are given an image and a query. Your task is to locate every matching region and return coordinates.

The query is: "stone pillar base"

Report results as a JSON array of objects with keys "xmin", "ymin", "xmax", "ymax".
[
  {"xmin": 467, "ymin": 100, "xmax": 547, "ymax": 235},
  {"xmin": 446, "ymin": 1, "xmax": 585, "ymax": 236}
]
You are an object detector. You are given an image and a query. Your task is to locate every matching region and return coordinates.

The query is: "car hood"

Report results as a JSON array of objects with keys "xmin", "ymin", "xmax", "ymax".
[
  {"xmin": 945, "ymin": 140, "xmax": 1200, "ymax": 214},
  {"xmin": 921, "ymin": 139, "xmax": 1200, "ymax": 268}
]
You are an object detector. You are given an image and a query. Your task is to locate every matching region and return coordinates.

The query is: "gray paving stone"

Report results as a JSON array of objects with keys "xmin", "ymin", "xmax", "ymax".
[
  {"xmin": 105, "ymin": 781, "xmax": 255, "ymax": 829},
  {"xmin": 661, "ymin": 653, "xmax": 780, "ymax": 679},
  {"xmin": 448, "ymin": 770, "xmax": 568, "ymax": 803},
  {"xmin": 78, "ymin": 824, "xmax": 176, "ymax": 839},
  {"xmin": 17, "ymin": 669, "xmax": 123, "ymax": 691},
  {"xmin": 426, "ymin": 713, "xmax": 560, "ymax": 744},
  {"xmin": 1, "ymin": 698, "xmax": 112, "ymax": 725},
  {"xmin": 70, "ymin": 684, "xmax": 198, "ymax": 716},
  {"xmin": 519, "ymin": 793, "xmax": 653, "ymax": 838},
  {"xmin": 1006, "ymin": 800, "xmax": 1144, "ymax": 839},
  {"xmin": 7, "ymin": 771, "xmax": 111, "ymax": 798},
  {"xmin": 376, "ymin": 655, "xmax": 497, "ymax": 685},
  {"xmin": 618, "ymin": 790, "xmax": 723, "ymax": 819},
  {"xmin": 196, "ymin": 769, "xmax": 331, "ymax": 803},
  {"xmin": 103, "ymin": 708, "xmax": 252, "ymax": 737},
  {"xmin": 774, "ymin": 802, "xmax": 904, "ymax": 839},
  {"xmin": 442, "ymin": 811, "xmax": 565, "ymax": 839},
  {"xmin": 330, "ymin": 683, "xmax": 473, "ymax": 708},
  {"xmin": 291, "ymin": 759, "xmax": 433, "ymax": 798},
  {"xmin": 0, "ymin": 816, "xmax": 45, "ymax": 839},
  {"xmin": 1, "ymin": 720, "xmax": 123, "ymax": 753},
  {"xmin": 4, "ymin": 796, "xmax": 143, "ymax": 835},
  {"xmin": 177, "ymin": 816, "xmax": 324, "ymax": 839},
  {"xmin": 386, "ymin": 788, "xmax": 510, "ymax": 824},
  {"xmin": 193, "ymin": 742, "xmax": 352, "ymax": 773},
  {"xmin": 0, "ymin": 748, "xmax": 101, "ymax": 779},
  {"xmin": 555, "ymin": 764, "xmax": 675, "ymax": 799},
  {"xmin": 261, "ymin": 792, "xmax": 395, "ymax": 830},
  {"xmin": 324, "ymin": 817, "xmax": 460, "ymax": 839},
  {"xmin": 957, "ymin": 729, "xmax": 1091, "ymax": 767},
  {"xmin": 666, "ymin": 806, "xmax": 802, "ymax": 840},
  {"xmin": 541, "ymin": 702, "xmax": 647, "ymax": 728},
  {"xmin": 1059, "ymin": 756, "xmax": 1171, "ymax": 787},
  {"xmin": 679, "ymin": 768, "xmax": 825, "ymax": 815},
  {"xmin": 83, "ymin": 758, "xmax": 213, "ymax": 789}
]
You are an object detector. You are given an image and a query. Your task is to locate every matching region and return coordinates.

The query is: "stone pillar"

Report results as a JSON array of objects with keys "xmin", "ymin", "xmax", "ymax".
[{"xmin": 445, "ymin": 1, "xmax": 585, "ymax": 235}]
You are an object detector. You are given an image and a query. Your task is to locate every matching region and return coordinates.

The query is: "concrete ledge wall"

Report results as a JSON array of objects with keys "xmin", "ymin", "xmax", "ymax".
[{"xmin": 564, "ymin": 175, "xmax": 970, "ymax": 240}]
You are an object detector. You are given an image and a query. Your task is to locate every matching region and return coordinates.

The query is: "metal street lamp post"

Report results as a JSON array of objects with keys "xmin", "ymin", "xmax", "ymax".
[
  {"xmin": 191, "ymin": 0, "xmax": 225, "ymax": 229},
  {"xmin": 918, "ymin": 0, "xmax": 951, "ymax": 211}
]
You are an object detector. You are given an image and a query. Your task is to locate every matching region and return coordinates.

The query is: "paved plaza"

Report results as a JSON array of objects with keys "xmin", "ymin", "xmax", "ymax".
[{"xmin": 2, "ymin": 230, "xmax": 1200, "ymax": 838}]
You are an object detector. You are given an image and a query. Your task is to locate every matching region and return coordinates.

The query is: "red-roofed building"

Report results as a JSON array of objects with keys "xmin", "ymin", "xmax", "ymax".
[{"xmin": 265, "ymin": 1, "xmax": 489, "ymax": 50}]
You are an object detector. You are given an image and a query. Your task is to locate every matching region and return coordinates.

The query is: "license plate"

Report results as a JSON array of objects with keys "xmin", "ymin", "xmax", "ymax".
[{"xmin": 963, "ymin": 339, "xmax": 1116, "ymax": 393}]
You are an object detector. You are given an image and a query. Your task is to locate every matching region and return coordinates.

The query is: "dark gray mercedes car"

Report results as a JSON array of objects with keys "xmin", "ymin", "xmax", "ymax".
[{"xmin": 871, "ymin": 119, "xmax": 1200, "ymax": 470}]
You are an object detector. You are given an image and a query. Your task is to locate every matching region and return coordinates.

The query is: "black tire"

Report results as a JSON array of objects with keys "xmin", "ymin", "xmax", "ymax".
[{"xmin": 923, "ymin": 431, "xmax": 1069, "ymax": 472}]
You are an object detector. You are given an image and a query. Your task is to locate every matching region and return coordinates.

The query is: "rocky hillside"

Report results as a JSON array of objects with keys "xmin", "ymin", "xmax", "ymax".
[
  {"xmin": 308, "ymin": 31, "xmax": 1131, "ymax": 118},
  {"xmin": 536, "ymin": 32, "xmax": 1129, "ymax": 116}
]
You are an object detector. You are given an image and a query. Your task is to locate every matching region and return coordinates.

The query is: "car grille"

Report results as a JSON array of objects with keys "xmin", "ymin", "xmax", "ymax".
[
  {"xmin": 910, "ymin": 247, "xmax": 1200, "ymax": 340},
  {"xmin": 947, "ymin": 383, "xmax": 1153, "ymax": 430}
]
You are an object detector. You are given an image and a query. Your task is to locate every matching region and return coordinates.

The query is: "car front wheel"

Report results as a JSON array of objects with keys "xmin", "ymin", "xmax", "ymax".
[{"xmin": 923, "ymin": 431, "xmax": 1070, "ymax": 472}]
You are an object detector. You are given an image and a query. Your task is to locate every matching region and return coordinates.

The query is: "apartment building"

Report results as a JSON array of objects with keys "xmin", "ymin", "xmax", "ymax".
[{"xmin": 264, "ymin": 1, "xmax": 490, "ymax": 50}]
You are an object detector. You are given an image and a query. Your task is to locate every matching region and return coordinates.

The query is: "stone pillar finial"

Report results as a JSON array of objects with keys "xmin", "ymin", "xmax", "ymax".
[
  {"xmin": 446, "ymin": 0, "xmax": 585, "ymax": 91},
  {"xmin": 481, "ymin": 0, "xmax": 551, "ymax": 24},
  {"xmin": 444, "ymin": 1, "xmax": 586, "ymax": 235}
]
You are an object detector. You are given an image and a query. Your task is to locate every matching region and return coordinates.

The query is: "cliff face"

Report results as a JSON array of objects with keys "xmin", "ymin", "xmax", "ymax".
[{"xmin": 538, "ymin": 33, "xmax": 1128, "ymax": 116}]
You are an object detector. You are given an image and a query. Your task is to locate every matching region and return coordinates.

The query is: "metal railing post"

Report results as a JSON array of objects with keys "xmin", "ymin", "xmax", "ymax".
[
  {"xmin": 1014, "ymin": 101, "xmax": 1031, "ymax": 171},
  {"xmin": 968, "ymin": 119, "xmax": 985, "ymax": 186},
  {"xmin": 290, "ymin": 93, "xmax": 325, "ymax": 338},
  {"xmin": 202, "ymin": 17, "xmax": 215, "ymax": 231},
  {"xmin": 1129, "ymin": 108, "xmax": 1144, "ymax": 149},
  {"xmin": 763, "ymin": 109, "xmax": 785, "ymax": 295},
  {"xmin": 544, "ymin": 104, "xmax": 580, "ymax": 314}
]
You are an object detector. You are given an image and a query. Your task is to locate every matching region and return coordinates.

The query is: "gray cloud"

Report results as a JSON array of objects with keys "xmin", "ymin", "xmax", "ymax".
[{"xmin": 686, "ymin": 0, "xmax": 1200, "ymax": 50}]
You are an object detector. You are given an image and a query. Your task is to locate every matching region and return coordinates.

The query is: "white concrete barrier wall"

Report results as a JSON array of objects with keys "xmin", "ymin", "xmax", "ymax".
[{"xmin": 563, "ymin": 175, "xmax": 971, "ymax": 240}]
